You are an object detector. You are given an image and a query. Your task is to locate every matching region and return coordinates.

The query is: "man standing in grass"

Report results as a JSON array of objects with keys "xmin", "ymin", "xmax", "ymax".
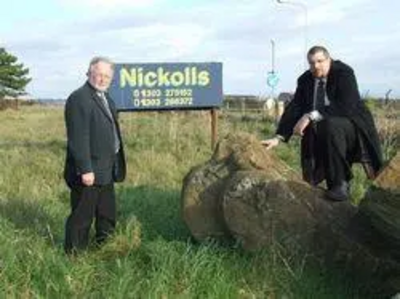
[
  {"xmin": 64, "ymin": 56, "xmax": 126, "ymax": 254},
  {"xmin": 262, "ymin": 45, "xmax": 382, "ymax": 201}
]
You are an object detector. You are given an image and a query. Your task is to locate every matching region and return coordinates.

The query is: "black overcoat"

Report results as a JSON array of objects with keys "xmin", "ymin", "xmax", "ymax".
[
  {"xmin": 276, "ymin": 60, "xmax": 382, "ymax": 184},
  {"xmin": 64, "ymin": 82, "xmax": 126, "ymax": 187}
]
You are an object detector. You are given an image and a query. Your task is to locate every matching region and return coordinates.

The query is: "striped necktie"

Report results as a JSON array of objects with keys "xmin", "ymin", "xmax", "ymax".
[{"xmin": 99, "ymin": 92, "xmax": 112, "ymax": 117}]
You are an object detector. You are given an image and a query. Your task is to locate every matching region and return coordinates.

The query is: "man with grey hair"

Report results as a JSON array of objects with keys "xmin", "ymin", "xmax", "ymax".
[
  {"xmin": 64, "ymin": 56, "xmax": 126, "ymax": 253},
  {"xmin": 262, "ymin": 45, "xmax": 382, "ymax": 201}
]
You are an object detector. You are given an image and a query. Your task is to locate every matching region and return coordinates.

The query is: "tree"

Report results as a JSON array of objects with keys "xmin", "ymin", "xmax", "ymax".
[{"xmin": 0, "ymin": 48, "xmax": 31, "ymax": 100}]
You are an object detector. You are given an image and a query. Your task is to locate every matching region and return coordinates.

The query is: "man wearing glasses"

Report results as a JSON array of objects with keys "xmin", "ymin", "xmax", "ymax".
[
  {"xmin": 262, "ymin": 45, "xmax": 382, "ymax": 201},
  {"xmin": 63, "ymin": 56, "xmax": 126, "ymax": 253}
]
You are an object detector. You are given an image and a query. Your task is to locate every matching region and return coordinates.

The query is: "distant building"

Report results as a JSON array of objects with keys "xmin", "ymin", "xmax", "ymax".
[
  {"xmin": 2, "ymin": 95, "xmax": 32, "ymax": 101},
  {"xmin": 277, "ymin": 92, "xmax": 294, "ymax": 106},
  {"xmin": 223, "ymin": 94, "xmax": 265, "ymax": 110},
  {"xmin": 0, "ymin": 95, "xmax": 32, "ymax": 110}
]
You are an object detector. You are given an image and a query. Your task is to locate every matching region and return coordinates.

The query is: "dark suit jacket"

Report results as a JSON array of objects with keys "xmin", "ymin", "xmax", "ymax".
[
  {"xmin": 64, "ymin": 82, "xmax": 126, "ymax": 187},
  {"xmin": 276, "ymin": 60, "xmax": 383, "ymax": 184}
]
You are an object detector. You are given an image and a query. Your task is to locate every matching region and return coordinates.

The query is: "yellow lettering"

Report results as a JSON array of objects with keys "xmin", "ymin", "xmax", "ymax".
[
  {"xmin": 144, "ymin": 72, "xmax": 157, "ymax": 87},
  {"xmin": 157, "ymin": 67, "xmax": 170, "ymax": 87},
  {"xmin": 198, "ymin": 71, "xmax": 210, "ymax": 86},
  {"xmin": 170, "ymin": 72, "xmax": 185, "ymax": 87},
  {"xmin": 121, "ymin": 66, "xmax": 212, "ymax": 88},
  {"xmin": 191, "ymin": 67, "xmax": 197, "ymax": 85},
  {"xmin": 184, "ymin": 67, "xmax": 190, "ymax": 85},
  {"xmin": 120, "ymin": 68, "xmax": 136, "ymax": 88}
]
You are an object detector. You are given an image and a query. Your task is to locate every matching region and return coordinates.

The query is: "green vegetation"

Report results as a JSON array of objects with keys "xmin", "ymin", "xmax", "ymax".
[
  {"xmin": 0, "ymin": 106, "xmax": 396, "ymax": 298},
  {"xmin": 0, "ymin": 48, "xmax": 31, "ymax": 99}
]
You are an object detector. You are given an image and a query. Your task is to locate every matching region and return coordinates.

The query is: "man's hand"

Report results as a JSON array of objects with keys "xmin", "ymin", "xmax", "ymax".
[
  {"xmin": 293, "ymin": 114, "xmax": 311, "ymax": 136},
  {"xmin": 261, "ymin": 137, "xmax": 280, "ymax": 150},
  {"xmin": 81, "ymin": 172, "xmax": 95, "ymax": 186}
]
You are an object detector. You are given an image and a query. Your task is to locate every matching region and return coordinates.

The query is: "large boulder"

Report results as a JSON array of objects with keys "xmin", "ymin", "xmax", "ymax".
[
  {"xmin": 181, "ymin": 133, "xmax": 298, "ymax": 242},
  {"xmin": 181, "ymin": 133, "xmax": 400, "ymax": 296},
  {"xmin": 182, "ymin": 132, "xmax": 357, "ymax": 252},
  {"xmin": 359, "ymin": 152, "xmax": 400, "ymax": 256},
  {"xmin": 222, "ymin": 171, "xmax": 357, "ymax": 252},
  {"xmin": 181, "ymin": 162, "xmax": 231, "ymax": 241}
]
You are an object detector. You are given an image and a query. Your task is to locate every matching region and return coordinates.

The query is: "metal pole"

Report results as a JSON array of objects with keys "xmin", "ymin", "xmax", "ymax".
[
  {"xmin": 270, "ymin": 39, "xmax": 279, "ymax": 121},
  {"xmin": 271, "ymin": 39, "xmax": 275, "ymax": 73},
  {"xmin": 276, "ymin": 0, "xmax": 308, "ymax": 69}
]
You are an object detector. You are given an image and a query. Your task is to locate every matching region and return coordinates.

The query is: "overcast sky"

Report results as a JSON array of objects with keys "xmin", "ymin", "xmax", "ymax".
[{"xmin": 1, "ymin": 0, "xmax": 399, "ymax": 99}]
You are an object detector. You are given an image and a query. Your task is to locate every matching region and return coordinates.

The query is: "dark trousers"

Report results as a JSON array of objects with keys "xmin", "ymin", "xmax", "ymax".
[
  {"xmin": 316, "ymin": 117, "xmax": 358, "ymax": 189},
  {"xmin": 64, "ymin": 183, "xmax": 116, "ymax": 253}
]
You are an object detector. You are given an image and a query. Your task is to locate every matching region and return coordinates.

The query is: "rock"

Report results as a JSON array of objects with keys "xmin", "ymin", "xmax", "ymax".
[
  {"xmin": 181, "ymin": 162, "xmax": 231, "ymax": 241},
  {"xmin": 222, "ymin": 171, "xmax": 358, "ymax": 252},
  {"xmin": 212, "ymin": 133, "xmax": 299, "ymax": 179},
  {"xmin": 181, "ymin": 132, "xmax": 298, "ymax": 242},
  {"xmin": 373, "ymin": 151, "xmax": 400, "ymax": 191},
  {"xmin": 359, "ymin": 152, "xmax": 400, "ymax": 256},
  {"xmin": 181, "ymin": 133, "xmax": 400, "ymax": 297}
]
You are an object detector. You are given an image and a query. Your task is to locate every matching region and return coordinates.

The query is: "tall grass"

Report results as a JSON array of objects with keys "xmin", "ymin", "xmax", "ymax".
[{"xmin": 0, "ymin": 105, "xmax": 394, "ymax": 298}]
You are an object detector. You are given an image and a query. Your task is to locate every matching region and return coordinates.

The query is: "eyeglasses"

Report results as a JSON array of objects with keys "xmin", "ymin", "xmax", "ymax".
[
  {"xmin": 91, "ymin": 72, "xmax": 113, "ymax": 80},
  {"xmin": 308, "ymin": 57, "xmax": 329, "ymax": 66}
]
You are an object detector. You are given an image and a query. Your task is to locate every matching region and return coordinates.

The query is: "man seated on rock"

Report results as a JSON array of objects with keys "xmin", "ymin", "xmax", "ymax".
[{"xmin": 262, "ymin": 45, "xmax": 383, "ymax": 201}]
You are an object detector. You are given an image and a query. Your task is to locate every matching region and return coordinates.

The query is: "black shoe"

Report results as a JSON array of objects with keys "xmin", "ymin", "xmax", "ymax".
[{"xmin": 325, "ymin": 181, "xmax": 350, "ymax": 201}]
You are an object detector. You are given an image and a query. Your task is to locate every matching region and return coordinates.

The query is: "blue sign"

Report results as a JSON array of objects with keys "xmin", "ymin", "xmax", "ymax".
[
  {"xmin": 109, "ymin": 62, "xmax": 223, "ymax": 111},
  {"xmin": 267, "ymin": 72, "xmax": 279, "ymax": 88}
]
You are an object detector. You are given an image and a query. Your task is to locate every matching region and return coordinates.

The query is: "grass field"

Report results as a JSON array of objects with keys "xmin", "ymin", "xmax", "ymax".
[{"xmin": 0, "ymin": 105, "xmax": 397, "ymax": 298}]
